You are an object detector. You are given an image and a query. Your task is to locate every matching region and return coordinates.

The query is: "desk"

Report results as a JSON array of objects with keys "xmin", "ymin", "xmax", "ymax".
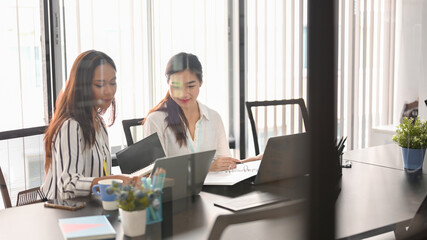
[
  {"xmin": 2, "ymin": 144, "xmax": 425, "ymax": 239},
  {"xmin": 336, "ymin": 162, "xmax": 427, "ymax": 239},
  {"xmin": 0, "ymin": 178, "xmax": 308, "ymax": 240},
  {"xmin": 343, "ymin": 143, "xmax": 427, "ymax": 172},
  {"xmin": 336, "ymin": 144, "xmax": 427, "ymax": 239}
]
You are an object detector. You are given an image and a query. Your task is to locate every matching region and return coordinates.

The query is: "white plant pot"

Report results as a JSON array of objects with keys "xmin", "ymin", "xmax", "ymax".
[{"xmin": 119, "ymin": 208, "xmax": 147, "ymax": 237}]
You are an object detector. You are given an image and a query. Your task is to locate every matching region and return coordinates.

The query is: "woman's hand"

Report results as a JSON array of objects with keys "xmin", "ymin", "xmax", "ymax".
[
  {"xmin": 240, "ymin": 154, "xmax": 263, "ymax": 163},
  {"xmin": 209, "ymin": 157, "xmax": 241, "ymax": 172},
  {"xmin": 91, "ymin": 175, "xmax": 141, "ymax": 190}
]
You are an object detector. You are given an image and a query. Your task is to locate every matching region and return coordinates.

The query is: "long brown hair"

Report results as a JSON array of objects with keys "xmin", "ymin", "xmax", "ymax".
[
  {"xmin": 144, "ymin": 52, "xmax": 203, "ymax": 147},
  {"xmin": 44, "ymin": 50, "xmax": 117, "ymax": 173}
]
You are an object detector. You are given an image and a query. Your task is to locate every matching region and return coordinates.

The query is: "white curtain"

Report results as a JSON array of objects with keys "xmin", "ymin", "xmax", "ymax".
[
  {"xmin": 63, "ymin": 0, "xmax": 229, "ymax": 149},
  {"xmin": 246, "ymin": 0, "xmax": 307, "ymax": 155},
  {"xmin": 338, "ymin": 0, "xmax": 397, "ymax": 150},
  {"xmin": 0, "ymin": 0, "xmax": 45, "ymax": 208},
  {"xmin": 247, "ymin": 0, "xmax": 398, "ymax": 153}
]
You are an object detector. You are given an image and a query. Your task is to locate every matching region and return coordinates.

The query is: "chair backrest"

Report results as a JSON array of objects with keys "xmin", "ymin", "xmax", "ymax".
[
  {"xmin": 16, "ymin": 187, "xmax": 47, "ymax": 207},
  {"xmin": 245, "ymin": 98, "xmax": 309, "ymax": 155},
  {"xmin": 122, "ymin": 118, "xmax": 144, "ymax": 146},
  {"xmin": 0, "ymin": 167, "xmax": 12, "ymax": 208},
  {"xmin": 208, "ymin": 199, "xmax": 306, "ymax": 240}
]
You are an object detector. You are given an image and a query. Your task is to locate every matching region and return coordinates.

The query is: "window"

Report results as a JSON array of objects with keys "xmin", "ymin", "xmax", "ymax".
[
  {"xmin": 63, "ymin": 0, "xmax": 230, "ymax": 150},
  {"xmin": 0, "ymin": 0, "xmax": 46, "ymax": 208}
]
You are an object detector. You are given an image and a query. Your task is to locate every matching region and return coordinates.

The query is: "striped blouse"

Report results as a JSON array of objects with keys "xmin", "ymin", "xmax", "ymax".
[{"xmin": 41, "ymin": 118, "xmax": 112, "ymax": 199}]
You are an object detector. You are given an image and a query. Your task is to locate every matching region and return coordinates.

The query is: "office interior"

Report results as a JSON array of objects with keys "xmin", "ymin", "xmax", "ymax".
[{"xmin": 1, "ymin": 0, "xmax": 427, "ymax": 239}]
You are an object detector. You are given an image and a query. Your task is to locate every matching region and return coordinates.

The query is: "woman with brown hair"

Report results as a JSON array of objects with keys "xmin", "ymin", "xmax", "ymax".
[
  {"xmin": 143, "ymin": 52, "xmax": 261, "ymax": 172},
  {"xmin": 41, "ymin": 50, "xmax": 138, "ymax": 199}
]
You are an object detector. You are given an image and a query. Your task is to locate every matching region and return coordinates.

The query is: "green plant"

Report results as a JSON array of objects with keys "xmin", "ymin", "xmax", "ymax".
[
  {"xmin": 392, "ymin": 117, "xmax": 427, "ymax": 149},
  {"xmin": 106, "ymin": 181, "xmax": 162, "ymax": 211}
]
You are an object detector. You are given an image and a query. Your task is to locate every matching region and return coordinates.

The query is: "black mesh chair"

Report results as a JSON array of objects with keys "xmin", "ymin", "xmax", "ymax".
[
  {"xmin": 246, "ymin": 98, "xmax": 309, "ymax": 155},
  {"xmin": 122, "ymin": 118, "xmax": 144, "ymax": 146}
]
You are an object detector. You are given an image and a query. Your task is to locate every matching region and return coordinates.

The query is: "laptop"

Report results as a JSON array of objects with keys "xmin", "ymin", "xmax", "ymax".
[
  {"xmin": 253, "ymin": 132, "xmax": 309, "ymax": 184},
  {"xmin": 213, "ymin": 133, "xmax": 308, "ymax": 211},
  {"xmin": 205, "ymin": 133, "xmax": 309, "ymax": 186},
  {"xmin": 116, "ymin": 132, "xmax": 166, "ymax": 174},
  {"xmin": 151, "ymin": 149, "xmax": 216, "ymax": 200}
]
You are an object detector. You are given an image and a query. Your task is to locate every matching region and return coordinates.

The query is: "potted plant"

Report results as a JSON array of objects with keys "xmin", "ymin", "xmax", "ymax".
[
  {"xmin": 106, "ymin": 176, "xmax": 164, "ymax": 237},
  {"xmin": 392, "ymin": 117, "xmax": 427, "ymax": 171}
]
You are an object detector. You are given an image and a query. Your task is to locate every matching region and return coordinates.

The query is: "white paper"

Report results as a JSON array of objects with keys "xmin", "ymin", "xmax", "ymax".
[{"xmin": 204, "ymin": 160, "xmax": 261, "ymax": 185}]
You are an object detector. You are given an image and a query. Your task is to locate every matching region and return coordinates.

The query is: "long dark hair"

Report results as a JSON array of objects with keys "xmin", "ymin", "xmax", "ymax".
[
  {"xmin": 144, "ymin": 52, "xmax": 203, "ymax": 147},
  {"xmin": 44, "ymin": 50, "xmax": 117, "ymax": 173}
]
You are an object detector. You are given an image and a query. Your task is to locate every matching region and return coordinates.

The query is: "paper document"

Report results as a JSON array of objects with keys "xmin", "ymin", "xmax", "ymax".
[
  {"xmin": 130, "ymin": 163, "xmax": 154, "ymax": 177},
  {"xmin": 204, "ymin": 160, "xmax": 261, "ymax": 185}
]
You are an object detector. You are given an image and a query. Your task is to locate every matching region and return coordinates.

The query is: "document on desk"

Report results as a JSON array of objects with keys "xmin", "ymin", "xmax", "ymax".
[{"xmin": 204, "ymin": 160, "xmax": 261, "ymax": 185}]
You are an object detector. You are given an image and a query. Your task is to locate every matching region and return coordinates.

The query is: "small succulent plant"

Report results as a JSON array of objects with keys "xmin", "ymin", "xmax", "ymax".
[
  {"xmin": 392, "ymin": 117, "xmax": 427, "ymax": 149},
  {"xmin": 106, "ymin": 181, "xmax": 162, "ymax": 211}
]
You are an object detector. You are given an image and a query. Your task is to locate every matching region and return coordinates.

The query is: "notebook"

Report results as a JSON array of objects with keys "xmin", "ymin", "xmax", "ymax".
[
  {"xmin": 116, "ymin": 132, "xmax": 166, "ymax": 174},
  {"xmin": 58, "ymin": 215, "xmax": 115, "ymax": 240},
  {"xmin": 204, "ymin": 133, "xmax": 309, "ymax": 185},
  {"xmin": 151, "ymin": 150, "xmax": 216, "ymax": 200}
]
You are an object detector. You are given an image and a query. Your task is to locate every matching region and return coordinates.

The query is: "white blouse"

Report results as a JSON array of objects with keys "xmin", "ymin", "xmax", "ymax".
[
  {"xmin": 41, "ymin": 118, "xmax": 112, "ymax": 199},
  {"xmin": 143, "ymin": 101, "xmax": 231, "ymax": 159}
]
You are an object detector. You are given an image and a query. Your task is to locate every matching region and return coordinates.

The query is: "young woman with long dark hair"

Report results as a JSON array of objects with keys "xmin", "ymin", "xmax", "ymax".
[
  {"xmin": 41, "ymin": 50, "xmax": 139, "ymax": 199},
  {"xmin": 143, "ymin": 52, "xmax": 261, "ymax": 171}
]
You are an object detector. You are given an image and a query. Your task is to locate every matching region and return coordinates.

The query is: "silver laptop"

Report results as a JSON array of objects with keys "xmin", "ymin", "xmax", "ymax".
[
  {"xmin": 254, "ymin": 132, "xmax": 309, "ymax": 184},
  {"xmin": 151, "ymin": 150, "xmax": 216, "ymax": 200}
]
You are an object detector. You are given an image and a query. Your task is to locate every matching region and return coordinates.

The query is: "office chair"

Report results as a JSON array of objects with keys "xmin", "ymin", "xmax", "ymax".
[
  {"xmin": 207, "ymin": 199, "xmax": 306, "ymax": 240},
  {"xmin": 1, "ymin": 166, "xmax": 46, "ymax": 208},
  {"xmin": 245, "ymin": 98, "xmax": 309, "ymax": 155},
  {"xmin": 122, "ymin": 118, "xmax": 144, "ymax": 146}
]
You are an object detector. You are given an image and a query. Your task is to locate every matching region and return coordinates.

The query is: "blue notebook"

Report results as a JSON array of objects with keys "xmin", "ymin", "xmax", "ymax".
[{"xmin": 58, "ymin": 215, "xmax": 116, "ymax": 240}]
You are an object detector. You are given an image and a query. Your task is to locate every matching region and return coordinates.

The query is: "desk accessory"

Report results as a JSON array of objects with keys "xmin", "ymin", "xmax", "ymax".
[
  {"xmin": 58, "ymin": 215, "xmax": 115, "ymax": 240},
  {"xmin": 336, "ymin": 136, "xmax": 350, "ymax": 170}
]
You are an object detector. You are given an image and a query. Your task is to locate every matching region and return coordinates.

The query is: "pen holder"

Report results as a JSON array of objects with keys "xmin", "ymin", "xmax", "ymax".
[
  {"xmin": 338, "ymin": 153, "xmax": 343, "ymax": 176},
  {"xmin": 142, "ymin": 173, "xmax": 165, "ymax": 225},
  {"xmin": 146, "ymin": 195, "xmax": 162, "ymax": 224}
]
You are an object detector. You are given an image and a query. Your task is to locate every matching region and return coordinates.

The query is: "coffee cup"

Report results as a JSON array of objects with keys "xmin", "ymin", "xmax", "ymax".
[{"xmin": 92, "ymin": 179, "xmax": 122, "ymax": 210}]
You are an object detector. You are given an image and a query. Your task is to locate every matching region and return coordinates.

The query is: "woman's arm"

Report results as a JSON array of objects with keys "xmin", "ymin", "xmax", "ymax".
[{"xmin": 54, "ymin": 120, "xmax": 94, "ymax": 199}]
